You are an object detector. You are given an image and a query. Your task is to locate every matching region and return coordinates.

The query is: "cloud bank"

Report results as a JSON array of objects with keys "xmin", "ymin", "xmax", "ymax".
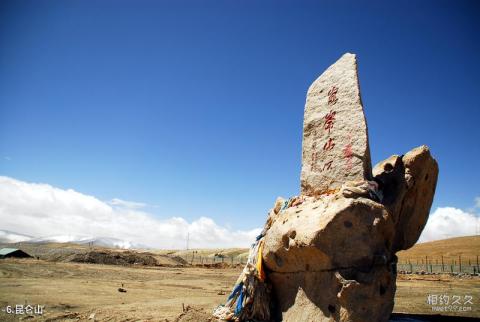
[
  {"xmin": 419, "ymin": 206, "xmax": 479, "ymax": 242},
  {"xmin": 0, "ymin": 176, "xmax": 261, "ymax": 249},
  {"xmin": 0, "ymin": 176, "xmax": 478, "ymax": 248}
]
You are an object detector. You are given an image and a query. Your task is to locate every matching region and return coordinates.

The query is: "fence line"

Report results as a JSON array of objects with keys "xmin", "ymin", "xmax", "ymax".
[
  {"xmin": 178, "ymin": 253, "xmax": 479, "ymax": 274},
  {"xmin": 397, "ymin": 255, "xmax": 479, "ymax": 274},
  {"xmin": 181, "ymin": 254, "xmax": 249, "ymax": 266}
]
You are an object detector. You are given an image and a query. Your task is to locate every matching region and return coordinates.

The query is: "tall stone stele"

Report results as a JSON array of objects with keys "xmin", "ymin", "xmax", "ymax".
[
  {"xmin": 301, "ymin": 53, "xmax": 372, "ymax": 196},
  {"xmin": 262, "ymin": 53, "xmax": 439, "ymax": 322}
]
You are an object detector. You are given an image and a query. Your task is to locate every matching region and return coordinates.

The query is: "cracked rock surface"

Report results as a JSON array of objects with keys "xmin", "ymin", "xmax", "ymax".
[{"xmin": 262, "ymin": 146, "xmax": 438, "ymax": 322}]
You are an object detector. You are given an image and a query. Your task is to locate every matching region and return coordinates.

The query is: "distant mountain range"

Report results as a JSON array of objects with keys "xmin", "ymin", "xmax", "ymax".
[{"xmin": 0, "ymin": 229, "xmax": 147, "ymax": 249}]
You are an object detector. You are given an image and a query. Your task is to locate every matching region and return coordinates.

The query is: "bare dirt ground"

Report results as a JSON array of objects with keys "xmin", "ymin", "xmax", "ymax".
[
  {"xmin": 0, "ymin": 259, "xmax": 479, "ymax": 321},
  {"xmin": 394, "ymin": 274, "xmax": 479, "ymax": 318},
  {"xmin": 0, "ymin": 259, "xmax": 237, "ymax": 321}
]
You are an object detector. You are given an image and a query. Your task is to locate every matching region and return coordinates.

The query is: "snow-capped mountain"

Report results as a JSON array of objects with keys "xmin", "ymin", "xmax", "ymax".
[{"xmin": 0, "ymin": 230, "xmax": 146, "ymax": 249}]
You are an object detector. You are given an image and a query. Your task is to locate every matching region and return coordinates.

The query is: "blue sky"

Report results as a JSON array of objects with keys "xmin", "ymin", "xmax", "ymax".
[{"xmin": 1, "ymin": 1, "xmax": 479, "ymax": 235}]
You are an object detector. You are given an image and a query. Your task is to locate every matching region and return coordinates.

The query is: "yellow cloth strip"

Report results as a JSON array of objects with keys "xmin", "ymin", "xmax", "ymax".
[{"xmin": 256, "ymin": 240, "xmax": 266, "ymax": 281}]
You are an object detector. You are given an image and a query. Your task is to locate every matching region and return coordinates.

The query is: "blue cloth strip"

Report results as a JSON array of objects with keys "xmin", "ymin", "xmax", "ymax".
[
  {"xmin": 235, "ymin": 289, "xmax": 244, "ymax": 315},
  {"xmin": 227, "ymin": 282, "xmax": 243, "ymax": 301}
]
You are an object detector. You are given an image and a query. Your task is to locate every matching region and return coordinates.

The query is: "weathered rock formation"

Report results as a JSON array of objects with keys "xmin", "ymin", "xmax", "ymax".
[
  {"xmin": 301, "ymin": 53, "xmax": 372, "ymax": 196},
  {"xmin": 262, "ymin": 54, "xmax": 438, "ymax": 322}
]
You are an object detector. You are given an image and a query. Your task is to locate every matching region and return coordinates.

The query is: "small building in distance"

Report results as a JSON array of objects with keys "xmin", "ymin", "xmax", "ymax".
[{"xmin": 0, "ymin": 248, "xmax": 32, "ymax": 259}]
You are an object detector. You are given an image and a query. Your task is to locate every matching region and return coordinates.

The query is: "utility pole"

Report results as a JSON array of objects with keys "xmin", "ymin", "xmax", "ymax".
[{"xmin": 186, "ymin": 232, "xmax": 190, "ymax": 250}]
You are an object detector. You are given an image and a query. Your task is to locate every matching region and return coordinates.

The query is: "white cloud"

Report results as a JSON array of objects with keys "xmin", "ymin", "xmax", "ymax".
[
  {"xmin": 0, "ymin": 176, "xmax": 261, "ymax": 249},
  {"xmin": 108, "ymin": 198, "xmax": 147, "ymax": 209},
  {"xmin": 475, "ymin": 196, "xmax": 480, "ymax": 209},
  {"xmin": 419, "ymin": 207, "xmax": 480, "ymax": 242}
]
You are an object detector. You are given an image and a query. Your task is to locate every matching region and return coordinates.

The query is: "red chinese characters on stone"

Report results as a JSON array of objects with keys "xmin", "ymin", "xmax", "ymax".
[
  {"xmin": 322, "ymin": 160, "xmax": 333, "ymax": 171},
  {"xmin": 324, "ymin": 110, "xmax": 336, "ymax": 134},
  {"xmin": 312, "ymin": 159, "xmax": 333, "ymax": 172},
  {"xmin": 328, "ymin": 86, "xmax": 338, "ymax": 105},
  {"xmin": 311, "ymin": 86, "xmax": 340, "ymax": 173},
  {"xmin": 311, "ymin": 150, "xmax": 320, "ymax": 171},
  {"xmin": 323, "ymin": 137, "xmax": 335, "ymax": 151},
  {"xmin": 343, "ymin": 141, "xmax": 353, "ymax": 171}
]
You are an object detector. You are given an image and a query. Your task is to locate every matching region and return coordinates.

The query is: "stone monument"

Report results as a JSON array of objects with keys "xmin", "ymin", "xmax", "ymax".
[
  {"xmin": 261, "ymin": 53, "xmax": 438, "ymax": 321},
  {"xmin": 301, "ymin": 53, "xmax": 372, "ymax": 196},
  {"xmin": 206, "ymin": 53, "xmax": 438, "ymax": 322}
]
